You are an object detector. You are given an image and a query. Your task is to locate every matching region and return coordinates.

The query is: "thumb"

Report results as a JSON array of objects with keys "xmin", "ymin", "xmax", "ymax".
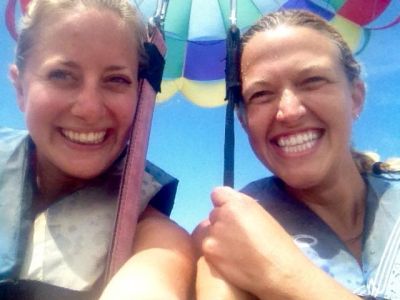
[{"xmin": 210, "ymin": 186, "xmax": 241, "ymax": 208}]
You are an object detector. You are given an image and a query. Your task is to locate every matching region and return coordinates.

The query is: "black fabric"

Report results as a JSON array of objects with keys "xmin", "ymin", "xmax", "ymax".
[
  {"xmin": 149, "ymin": 178, "xmax": 178, "ymax": 217},
  {"xmin": 144, "ymin": 160, "xmax": 178, "ymax": 216},
  {"xmin": 0, "ymin": 279, "xmax": 102, "ymax": 300},
  {"xmin": 225, "ymin": 25, "xmax": 241, "ymax": 99},
  {"xmin": 139, "ymin": 42, "xmax": 165, "ymax": 93},
  {"xmin": 223, "ymin": 25, "xmax": 241, "ymax": 187}
]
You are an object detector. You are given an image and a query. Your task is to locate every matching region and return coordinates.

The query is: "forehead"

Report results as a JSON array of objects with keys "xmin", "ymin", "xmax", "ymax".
[
  {"xmin": 241, "ymin": 25, "xmax": 341, "ymax": 76},
  {"xmin": 29, "ymin": 8, "xmax": 137, "ymax": 62}
]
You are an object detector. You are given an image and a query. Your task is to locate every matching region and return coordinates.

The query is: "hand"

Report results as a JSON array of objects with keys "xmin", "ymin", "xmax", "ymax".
[
  {"xmin": 196, "ymin": 256, "xmax": 256, "ymax": 300},
  {"xmin": 201, "ymin": 187, "xmax": 309, "ymax": 297},
  {"xmin": 199, "ymin": 187, "xmax": 362, "ymax": 300}
]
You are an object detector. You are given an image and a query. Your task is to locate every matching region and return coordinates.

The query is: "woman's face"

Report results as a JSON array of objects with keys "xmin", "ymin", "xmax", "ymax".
[
  {"xmin": 240, "ymin": 26, "xmax": 364, "ymax": 189},
  {"xmin": 12, "ymin": 8, "xmax": 139, "ymax": 181}
]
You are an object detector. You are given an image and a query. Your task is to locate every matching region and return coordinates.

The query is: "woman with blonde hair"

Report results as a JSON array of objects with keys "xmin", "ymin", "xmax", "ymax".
[{"xmin": 0, "ymin": 0, "xmax": 194, "ymax": 299}]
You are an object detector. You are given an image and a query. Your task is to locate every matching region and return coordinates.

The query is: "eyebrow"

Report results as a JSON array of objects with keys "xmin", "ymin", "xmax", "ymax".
[
  {"xmin": 242, "ymin": 65, "xmax": 334, "ymax": 93},
  {"xmin": 104, "ymin": 65, "xmax": 130, "ymax": 72},
  {"xmin": 46, "ymin": 59, "xmax": 133, "ymax": 75},
  {"xmin": 241, "ymin": 79, "xmax": 272, "ymax": 98},
  {"xmin": 38, "ymin": 59, "xmax": 80, "ymax": 72},
  {"xmin": 296, "ymin": 64, "xmax": 334, "ymax": 76}
]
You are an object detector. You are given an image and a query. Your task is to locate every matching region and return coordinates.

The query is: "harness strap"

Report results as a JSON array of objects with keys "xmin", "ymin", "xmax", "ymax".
[
  {"xmin": 104, "ymin": 26, "xmax": 166, "ymax": 283},
  {"xmin": 224, "ymin": 25, "xmax": 241, "ymax": 187}
]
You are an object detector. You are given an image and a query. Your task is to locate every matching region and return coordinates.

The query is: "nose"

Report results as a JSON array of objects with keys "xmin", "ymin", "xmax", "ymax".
[
  {"xmin": 71, "ymin": 82, "xmax": 106, "ymax": 123},
  {"xmin": 276, "ymin": 88, "xmax": 306, "ymax": 123}
]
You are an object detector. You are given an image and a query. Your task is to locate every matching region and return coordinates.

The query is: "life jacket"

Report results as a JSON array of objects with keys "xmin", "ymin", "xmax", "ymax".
[
  {"xmin": 0, "ymin": 128, "xmax": 177, "ymax": 299},
  {"xmin": 242, "ymin": 174, "xmax": 400, "ymax": 299}
]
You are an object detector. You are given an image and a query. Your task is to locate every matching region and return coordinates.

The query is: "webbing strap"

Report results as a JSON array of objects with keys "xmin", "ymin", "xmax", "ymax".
[
  {"xmin": 104, "ymin": 27, "xmax": 166, "ymax": 283},
  {"xmin": 224, "ymin": 25, "xmax": 241, "ymax": 187}
]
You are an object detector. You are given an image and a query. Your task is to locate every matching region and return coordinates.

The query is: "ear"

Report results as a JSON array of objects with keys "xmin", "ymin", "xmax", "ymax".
[
  {"xmin": 9, "ymin": 64, "xmax": 26, "ymax": 112},
  {"xmin": 351, "ymin": 79, "xmax": 365, "ymax": 119}
]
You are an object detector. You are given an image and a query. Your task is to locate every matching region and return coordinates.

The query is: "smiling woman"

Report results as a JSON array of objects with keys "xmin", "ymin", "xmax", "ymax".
[
  {"xmin": 0, "ymin": 0, "xmax": 194, "ymax": 299},
  {"xmin": 194, "ymin": 9, "xmax": 400, "ymax": 300}
]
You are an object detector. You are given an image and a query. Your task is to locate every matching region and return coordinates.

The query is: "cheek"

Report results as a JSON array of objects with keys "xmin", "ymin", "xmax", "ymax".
[
  {"xmin": 23, "ymin": 94, "xmax": 53, "ymax": 129},
  {"xmin": 327, "ymin": 97, "xmax": 354, "ymax": 130},
  {"xmin": 245, "ymin": 107, "xmax": 275, "ymax": 139},
  {"xmin": 113, "ymin": 98, "xmax": 137, "ymax": 133}
]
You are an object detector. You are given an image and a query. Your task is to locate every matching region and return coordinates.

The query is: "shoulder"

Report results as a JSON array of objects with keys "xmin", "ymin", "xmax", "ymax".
[
  {"xmin": 0, "ymin": 127, "xmax": 28, "ymax": 148},
  {"xmin": 107, "ymin": 158, "xmax": 178, "ymax": 216},
  {"xmin": 138, "ymin": 206, "xmax": 190, "ymax": 243},
  {"xmin": 366, "ymin": 173, "xmax": 400, "ymax": 197},
  {"xmin": 240, "ymin": 176, "xmax": 284, "ymax": 203},
  {"xmin": 145, "ymin": 161, "xmax": 178, "ymax": 188},
  {"xmin": 102, "ymin": 207, "xmax": 194, "ymax": 300},
  {"xmin": 241, "ymin": 176, "xmax": 277, "ymax": 191},
  {"xmin": 0, "ymin": 127, "xmax": 30, "ymax": 168},
  {"xmin": 366, "ymin": 173, "xmax": 400, "ymax": 219},
  {"xmin": 135, "ymin": 206, "xmax": 194, "ymax": 266}
]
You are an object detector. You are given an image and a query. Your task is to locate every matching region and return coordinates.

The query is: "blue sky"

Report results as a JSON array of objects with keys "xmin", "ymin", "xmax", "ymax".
[{"xmin": 1, "ymin": 1, "xmax": 399, "ymax": 232}]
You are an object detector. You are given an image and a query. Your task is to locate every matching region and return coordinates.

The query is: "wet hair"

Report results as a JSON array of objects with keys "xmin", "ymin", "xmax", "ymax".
[
  {"xmin": 15, "ymin": 0, "xmax": 147, "ymax": 73},
  {"xmin": 240, "ymin": 10, "xmax": 400, "ymax": 175},
  {"xmin": 241, "ymin": 9, "xmax": 361, "ymax": 83}
]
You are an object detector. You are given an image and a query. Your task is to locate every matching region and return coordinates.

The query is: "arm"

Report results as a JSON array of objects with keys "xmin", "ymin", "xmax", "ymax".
[
  {"xmin": 100, "ymin": 206, "xmax": 195, "ymax": 300},
  {"xmin": 196, "ymin": 256, "xmax": 256, "ymax": 300},
  {"xmin": 199, "ymin": 187, "xmax": 361, "ymax": 300},
  {"xmin": 193, "ymin": 221, "xmax": 256, "ymax": 300}
]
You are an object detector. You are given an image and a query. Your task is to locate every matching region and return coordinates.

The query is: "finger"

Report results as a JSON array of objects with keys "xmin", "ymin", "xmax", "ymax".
[
  {"xmin": 211, "ymin": 186, "xmax": 241, "ymax": 208},
  {"xmin": 208, "ymin": 207, "xmax": 221, "ymax": 225},
  {"xmin": 202, "ymin": 234, "xmax": 220, "ymax": 258},
  {"xmin": 192, "ymin": 220, "xmax": 211, "ymax": 256}
]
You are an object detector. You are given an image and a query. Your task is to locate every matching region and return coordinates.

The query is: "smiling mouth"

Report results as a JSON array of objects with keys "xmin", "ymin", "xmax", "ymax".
[
  {"xmin": 62, "ymin": 129, "xmax": 107, "ymax": 145},
  {"xmin": 274, "ymin": 130, "xmax": 322, "ymax": 154}
]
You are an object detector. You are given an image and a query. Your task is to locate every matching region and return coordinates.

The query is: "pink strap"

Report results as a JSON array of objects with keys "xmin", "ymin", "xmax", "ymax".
[{"xmin": 104, "ymin": 27, "xmax": 166, "ymax": 283}]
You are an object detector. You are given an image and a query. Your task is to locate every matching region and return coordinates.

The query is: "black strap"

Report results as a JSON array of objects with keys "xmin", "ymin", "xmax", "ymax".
[
  {"xmin": 0, "ymin": 279, "xmax": 101, "ymax": 300},
  {"xmin": 139, "ymin": 42, "xmax": 165, "ymax": 93},
  {"xmin": 224, "ymin": 25, "xmax": 241, "ymax": 187}
]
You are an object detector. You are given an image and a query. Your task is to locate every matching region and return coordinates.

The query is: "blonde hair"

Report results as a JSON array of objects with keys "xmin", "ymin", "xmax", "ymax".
[
  {"xmin": 15, "ymin": 0, "xmax": 148, "ymax": 72},
  {"xmin": 352, "ymin": 150, "xmax": 400, "ymax": 175}
]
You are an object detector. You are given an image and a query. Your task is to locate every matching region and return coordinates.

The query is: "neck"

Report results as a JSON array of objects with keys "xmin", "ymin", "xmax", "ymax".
[
  {"xmin": 34, "ymin": 155, "xmax": 86, "ymax": 212},
  {"xmin": 287, "ymin": 162, "xmax": 367, "ymax": 243},
  {"xmin": 287, "ymin": 162, "xmax": 366, "ymax": 262}
]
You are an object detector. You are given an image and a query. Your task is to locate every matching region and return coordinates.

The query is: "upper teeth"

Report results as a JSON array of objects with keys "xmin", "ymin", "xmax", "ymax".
[
  {"xmin": 62, "ymin": 129, "xmax": 106, "ymax": 144},
  {"xmin": 277, "ymin": 131, "xmax": 318, "ymax": 147},
  {"xmin": 276, "ymin": 130, "xmax": 320, "ymax": 153}
]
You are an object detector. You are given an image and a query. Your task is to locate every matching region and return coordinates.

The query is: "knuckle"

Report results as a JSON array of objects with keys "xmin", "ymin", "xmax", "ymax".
[{"xmin": 202, "ymin": 236, "xmax": 217, "ymax": 255}]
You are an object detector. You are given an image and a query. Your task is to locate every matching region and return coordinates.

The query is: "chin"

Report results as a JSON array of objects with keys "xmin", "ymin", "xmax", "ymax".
[
  {"xmin": 277, "ymin": 169, "xmax": 325, "ymax": 190},
  {"xmin": 62, "ymin": 163, "xmax": 110, "ymax": 180}
]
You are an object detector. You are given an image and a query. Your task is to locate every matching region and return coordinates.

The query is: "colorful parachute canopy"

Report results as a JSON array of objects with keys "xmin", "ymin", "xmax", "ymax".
[{"xmin": 6, "ymin": 0, "xmax": 399, "ymax": 107}]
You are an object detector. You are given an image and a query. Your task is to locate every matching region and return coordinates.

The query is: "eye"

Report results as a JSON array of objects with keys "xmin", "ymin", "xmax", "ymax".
[
  {"xmin": 106, "ymin": 75, "xmax": 132, "ymax": 85},
  {"xmin": 247, "ymin": 90, "xmax": 275, "ymax": 105},
  {"xmin": 301, "ymin": 76, "xmax": 328, "ymax": 90},
  {"xmin": 48, "ymin": 69, "xmax": 74, "ymax": 81}
]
